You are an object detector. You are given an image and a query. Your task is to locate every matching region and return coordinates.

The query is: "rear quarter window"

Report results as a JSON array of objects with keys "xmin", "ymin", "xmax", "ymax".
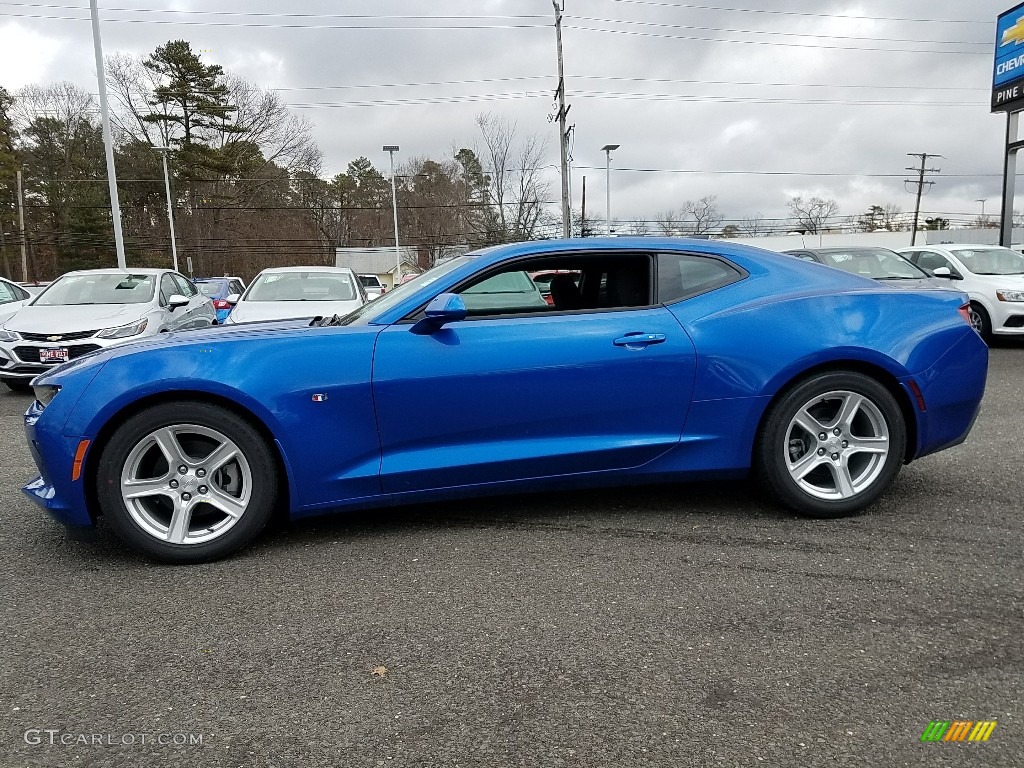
[{"xmin": 657, "ymin": 252, "xmax": 744, "ymax": 304}]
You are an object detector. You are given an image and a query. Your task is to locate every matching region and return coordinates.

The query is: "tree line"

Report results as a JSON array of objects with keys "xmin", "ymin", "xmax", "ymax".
[{"xmin": 0, "ymin": 40, "xmax": 551, "ymax": 281}]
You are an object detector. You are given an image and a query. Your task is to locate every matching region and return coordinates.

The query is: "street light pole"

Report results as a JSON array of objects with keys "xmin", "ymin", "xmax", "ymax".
[
  {"xmin": 383, "ymin": 145, "xmax": 401, "ymax": 285},
  {"xmin": 90, "ymin": 0, "xmax": 126, "ymax": 269},
  {"xmin": 154, "ymin": 146, "xmax": 179, "ymax": 273},
  {"xmin": 16, "ymin": 168, "xmax": 27, "ymax": 281},
  {"xmin": 601, "ymin": 144, "xmax": 619, "ymax": 236}
]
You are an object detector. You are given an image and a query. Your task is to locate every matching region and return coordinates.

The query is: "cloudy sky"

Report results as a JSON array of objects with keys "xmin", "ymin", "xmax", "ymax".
[{"xmin": 0, "ymin": 0, "xmax": 1013, "ymax": 232}]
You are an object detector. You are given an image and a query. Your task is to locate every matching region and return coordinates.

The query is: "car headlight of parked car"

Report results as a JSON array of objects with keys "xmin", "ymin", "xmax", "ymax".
[
  {"xmin": 0, "ymin": 328, "xmax": 21, "ymax": 342},
  {"xmin": 95, "ymin": 318, "xmax": 149, "ymax": 339},
  {"xmin": 32, "ymin": 383, "xmax": 61, "ymax": 408},
  {"xmin": 995, "ymin": 289, "xmax": 1024, "ymax": 302}
]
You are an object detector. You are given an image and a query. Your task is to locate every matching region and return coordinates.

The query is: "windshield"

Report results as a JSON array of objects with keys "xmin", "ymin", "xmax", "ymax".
[
  {"xmin": 818, "ymin": 248, "xmax": 929, "ymax": 280},
  {"xmin": 244, "ymin": 272, "xmax": 357, "ymax": 302},
  {"xmin": 951, "ymin": 247, "xmax": 1024, "ymax": 276},
  {"xmin": 340, "ymin": 256, "xmax": 474, "ymax": 325},
  {"xmin": 197, "ymin": 281, "xmax": 225, "ymax": 297},
  {"xmin": 32, "ymin": 273, "xmax": 156, "ymax": 306}
]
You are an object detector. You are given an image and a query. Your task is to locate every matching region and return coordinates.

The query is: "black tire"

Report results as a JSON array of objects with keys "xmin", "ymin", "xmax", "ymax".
[
  {"xmin": 3, "ymin": 379, "xmax": 32, "ymax": 393},
  {"xmin": 968, "ymin": 302, "xmax": 992, "ymax": 343},
  {"xmin": 755, "ymin": 371, "xmax": 906, "ymax": 518},
  {"xmin": 96, "ymin": 401, "xmax": 278, "ymax": 563}
]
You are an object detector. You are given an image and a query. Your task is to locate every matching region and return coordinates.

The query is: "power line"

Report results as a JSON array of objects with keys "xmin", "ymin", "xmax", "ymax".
[{"xmin": 604, "ymin": 0, "xmax": 992, "ymax": 25}]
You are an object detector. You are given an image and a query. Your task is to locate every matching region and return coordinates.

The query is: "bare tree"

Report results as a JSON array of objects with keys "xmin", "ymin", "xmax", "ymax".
[
  {"xmin": 738, "ymin": 213, "xmax": 769, "ymax": 236},
  {"xmin": 626, "ymin": 220, "xmax": 650, "ymax": 236},
  {"xmin": 475, "ymin": 112, "xmax": 550, "ymax": 243},
  {"xmin": 654, "ymin": 209, "xmax": 683, "ymax": 235},
  {"xmin": 788, "ymin": 195, "xmax": 839, "ymax": 234},
  {"xmin": 683, "ymin": 195, "xmax": 723, "ymax": 235}
]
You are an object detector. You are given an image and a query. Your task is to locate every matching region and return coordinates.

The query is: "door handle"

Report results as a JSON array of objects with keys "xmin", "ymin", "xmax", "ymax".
[{"xmin": 613, "ymin": 332, "xmax": 667, "ymax": 348}]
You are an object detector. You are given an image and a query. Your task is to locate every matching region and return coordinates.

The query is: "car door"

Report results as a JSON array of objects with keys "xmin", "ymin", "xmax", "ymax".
[
  {"xmin": 372, "ymin": 252, "xmax": 698, "ymax": 495},
  {"xmin": 0, "ymin": 279, "xmax": 30, "ymax": 324},
  {"xmin": 158, "ymin": 273, "xmax": 188, "ymax": 331},
  {"xmin": 172, "ymin": 273, "xmax": 213, "ymax": 327}
]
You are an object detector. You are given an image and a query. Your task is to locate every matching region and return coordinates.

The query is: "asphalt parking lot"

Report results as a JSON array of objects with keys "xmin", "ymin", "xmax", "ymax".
[{"xmin": 1, "ymin": 347, "xmax": 1022, "ymax": 768}]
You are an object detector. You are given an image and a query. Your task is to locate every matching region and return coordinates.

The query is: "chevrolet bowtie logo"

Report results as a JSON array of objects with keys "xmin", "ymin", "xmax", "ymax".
[
  {"xmin": 1002, "ymin": 17, "xmax": 1024, "ymax": 47},
  {"xmin": 47, "ymin": 335, "xmax": 62, "ymax": 342}
]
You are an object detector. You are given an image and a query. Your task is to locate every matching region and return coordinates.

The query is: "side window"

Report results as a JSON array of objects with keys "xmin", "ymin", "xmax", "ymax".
[
  {"xmin": 913, "ymin": 251, "xmax": 953, "ymax": 274},
  {"xmin": 230, "ymin": 280, "xmax": 245, "ymax": 295},
  {"xmin": 171, "ymin": 274, "xmax": 196, "ymax": 296},
  {"xmin": 0, "ymin": 281, "xmax": 16, "ymax": 304},
  {"xmin": 452, "ymin": 253, "xmax": 653, "ymax": 317},
  {"xmin": 159, "ymin": 274, "xmax": 178, "ymax": 306},
  {"xmin": 656, "ymin": 252, "xmax": 743, "ymax": 304}
]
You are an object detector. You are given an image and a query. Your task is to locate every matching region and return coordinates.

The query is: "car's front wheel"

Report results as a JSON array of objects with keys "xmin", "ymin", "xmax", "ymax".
[
  {"xmin": 968, "ymin": 302, "xmax": 991, "ymax": 342},
  {"xmin": 3, "ymin": 379, "xmax": 32, "ymax": 393},
  {"xmin": 96, "ymin": 402, "xmax": 278, "ymax": 563},
  {"xmin": 756, "ymin": 372, "xmax": 906, "ymax": 518}
]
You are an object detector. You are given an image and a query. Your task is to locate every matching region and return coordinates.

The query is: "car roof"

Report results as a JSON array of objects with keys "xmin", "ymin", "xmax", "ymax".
[
  {"xmin": 255, "ymin": 266, "xmax": 355, "ymax": 275},
  {"xmin": 61, "ymin": 268, "xmax": 167, "ymax": 276}
]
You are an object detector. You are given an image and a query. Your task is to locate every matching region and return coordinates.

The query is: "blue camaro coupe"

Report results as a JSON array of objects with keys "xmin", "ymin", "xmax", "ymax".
[{"xmin": 21, "ymin": 238, "xmax": 987, "ymax": 563}]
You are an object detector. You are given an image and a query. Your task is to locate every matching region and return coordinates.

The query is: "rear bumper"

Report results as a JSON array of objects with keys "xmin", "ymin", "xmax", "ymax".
[{"xmin": 909, "ymin": 329, "xmax": 988, "ymax": 460}]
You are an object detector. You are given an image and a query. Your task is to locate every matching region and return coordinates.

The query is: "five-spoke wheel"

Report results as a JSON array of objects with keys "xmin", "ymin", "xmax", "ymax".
[
  {"xmin": 757, "ymin": 372, "xmax": 906, "ymax": 517},
  {"xmin": 97, "ymin": 402, "xmax": 277, "ymax": 562}
]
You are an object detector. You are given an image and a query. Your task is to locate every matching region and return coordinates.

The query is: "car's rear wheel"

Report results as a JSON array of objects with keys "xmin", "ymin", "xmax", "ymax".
[
  {"xmin": 756, "ymin": 372, "xmax": 906, "ymax": 518},
  {"xmin": 968, "ymin": 302, "xmax": 991, "ymax": 342},
  {"xmin": 96, "ymin": 402, "xmax": 277, "ymax": 563}
]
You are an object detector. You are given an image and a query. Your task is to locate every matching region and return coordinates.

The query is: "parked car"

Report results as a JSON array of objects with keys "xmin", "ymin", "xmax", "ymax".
[
  {"xmin": 224, "ymin": 267, "xmax": 366, "ymax": 324},
  {"xmin": 18, "ymin": 281, "xmax": 51, "ymax": 296},
  {"xmin": 783, "ymin": 246, "xmax": 949, "ymax": 289},
  {"xmin": 0, "ymin": 276, "xmax": 33, "ymax": 326},
  {"xmin": 0, "ymin": 268, "xmax": 215, "ymax": 392},
  {"xmin": 21, "ymin": 238, "xmax": 986, "ymax": 563},
  {"xmin": 194, "ymin": 276, "xmax": 247, "ymax": 323},
  {"xmin": 898, "ymin": 243, "xmax": 1024, "ymax": 341},
  {"xmin": 357, "ymin": 274, "xmax": 386, "ymax": 299}
]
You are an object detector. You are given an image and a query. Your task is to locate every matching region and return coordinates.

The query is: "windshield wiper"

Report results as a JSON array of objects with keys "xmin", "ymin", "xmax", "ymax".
[{"xmin": 310, "ymin": 315, "xmax": 345, "ymax": 327}]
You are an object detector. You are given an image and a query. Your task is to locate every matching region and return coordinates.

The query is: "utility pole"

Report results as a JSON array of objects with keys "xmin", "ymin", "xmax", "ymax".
[
  {"xmin": 581, "ymin": 175, "xmax": 587, "ymax": 237},
  {"xmin": 552, "ymin": 1, "xmax": 571, "ymax": 238},
  {"xmin": 904, "ymin": 153, "xmax": 942, "ymax": 246},
  {"xmin": 16, "ymin": 168, "xmax": 27, "ymax": 281}
]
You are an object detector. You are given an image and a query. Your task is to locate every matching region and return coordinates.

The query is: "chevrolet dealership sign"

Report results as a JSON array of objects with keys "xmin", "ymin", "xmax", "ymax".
[{"xmin": 994, "ymin": 3, "xmax": 1024, "ymax": 111}]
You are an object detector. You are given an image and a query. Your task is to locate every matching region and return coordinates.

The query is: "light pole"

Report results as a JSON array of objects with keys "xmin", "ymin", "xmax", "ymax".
[
  {"xmin": 90, "ymin": 0, "xmax": 126, "ymax": 269},
  {"xmin": 976, "ymin": 198, "xmax": 987, "ymax": 219},
  {"xmin": 153, "ymin": 146, "xmax": 179, "ymax": 273},
  {"xmin": 383, "ymin": 145, "xmax": 401, "ymax": 284},
  {"xmin": 601, "ymin": 144, "xmax": 619, "ymax": 236}
]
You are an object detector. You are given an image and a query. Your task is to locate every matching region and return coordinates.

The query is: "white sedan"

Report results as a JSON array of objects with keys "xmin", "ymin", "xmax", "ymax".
[
  {"xmin": 899, "ymin": 243, "xmax": 1024, "ymax": 341},
  {"xmin": 0, "ymin": 276, "xmax": 33, "ymax": 327},
  {"xmin": 224, "ymin": 266, "xmax": 366, "ymax": 324},
  {"xmin": 0, "ymin": 268, "xmax": 215, "ymax": 392}
]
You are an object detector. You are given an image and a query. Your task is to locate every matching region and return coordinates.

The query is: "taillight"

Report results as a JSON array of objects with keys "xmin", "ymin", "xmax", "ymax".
[
  {"xmin": 213, "ymin": 299, "xmax": 231, "ymax": 309},
  {"xmin": 957, "ymin": 303, "xmax": 972, "ymax": 326}
]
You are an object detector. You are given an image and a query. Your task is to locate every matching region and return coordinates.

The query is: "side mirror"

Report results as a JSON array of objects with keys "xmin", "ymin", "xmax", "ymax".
[
  {"xmin": 931, "ymin": 266, "xmax": 962, "ymax": 280},
  {"xmin": 412, "ymin": 293, "xmax": 467, "ymax": 334},
  {"xmin": 168, "ymin": 294, "xmax": 189, "ymax": 310},
  {"xmin": 225, "ymin": 293, "xmax": 241, "ymax": 304}
]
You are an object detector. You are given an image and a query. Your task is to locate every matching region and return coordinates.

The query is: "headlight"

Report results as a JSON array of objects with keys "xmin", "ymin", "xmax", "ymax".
[
  {"xmin": 95, "ymin": 318, "xmax": 149, "ymax": 339},
  {"xmin": 0, "ymin": 329, "xmax": 21, "ymax": 342},
  {"xmin": 996, "ymin": 289, "xmax": 1024, "ymax": 302},
  {"xmin": 32, "ymin": 383, "xmax": 60, "ymax": 408}
]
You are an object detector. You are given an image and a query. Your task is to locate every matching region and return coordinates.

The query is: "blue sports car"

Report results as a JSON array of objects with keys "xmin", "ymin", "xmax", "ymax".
[{"xmin": 21, "ymin": 238, "xmax": 987, "ymax": 563}]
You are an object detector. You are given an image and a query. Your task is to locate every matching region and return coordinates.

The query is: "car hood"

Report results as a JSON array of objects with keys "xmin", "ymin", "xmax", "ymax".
[
  {"xmin": 5, "ymin": 303, "xmax": 148, "ymax": 333},
  {"xmin": 228, "ymin": 299, "xmax": 362, "ymax": 324}
]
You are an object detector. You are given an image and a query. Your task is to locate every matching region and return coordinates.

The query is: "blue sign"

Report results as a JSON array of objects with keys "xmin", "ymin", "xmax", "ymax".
[{"xmin": 994, "ymin": 3, "xmax": 1024, "ymax": 111}]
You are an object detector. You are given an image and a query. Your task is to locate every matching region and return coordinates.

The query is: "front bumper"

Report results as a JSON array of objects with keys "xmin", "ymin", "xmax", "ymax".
[
  {"xmin": 0, "ymin": 332, "xmax": 151, "ymax": 381},
  {"xmin": 22, "ymin": 399, "xmax": 95, "ymax": 529}
]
